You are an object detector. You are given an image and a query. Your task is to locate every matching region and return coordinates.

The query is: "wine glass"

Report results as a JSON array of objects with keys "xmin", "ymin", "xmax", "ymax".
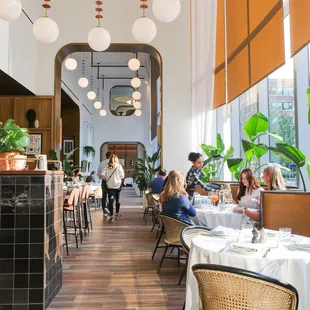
[{"xmin": 210, "ymin": 192, "xmax": 219, "ymax": 207}]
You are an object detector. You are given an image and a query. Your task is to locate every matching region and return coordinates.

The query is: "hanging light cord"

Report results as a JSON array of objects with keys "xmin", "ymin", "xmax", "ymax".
[
  {"xmin": 140, "ymin": 0, "xmax": 148, "ymax": 17},
  {"xmin": 95, "ymin": 0, "xmax": 103, "ymax": 27},
  {"xmin": 42, "ymin": 0, "xmax": 51, "ymax": 17}
]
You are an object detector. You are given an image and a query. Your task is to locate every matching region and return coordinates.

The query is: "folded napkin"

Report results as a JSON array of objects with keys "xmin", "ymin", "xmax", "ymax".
[
  {"xmin": 211, "ymin": 225, "xmax": 232, "ymax": 236},
  {"xmin": 230, "ymin": 243, "xmax": 265, "ymax": 253},
  {"xmin": 288, "ymin": 237, "xmax": 310, "ymax": 251}
]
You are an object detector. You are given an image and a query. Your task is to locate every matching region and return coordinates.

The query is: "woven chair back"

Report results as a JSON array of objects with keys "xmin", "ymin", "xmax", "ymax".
[
  {"xmin": 181, "ymin": 226, "xmax": 211, "ymax": 254},
  {"xmin": 159, "ymin": 214, "xmax": 190, "ymax": 245},
  {"xmin": 192, "ymin": 264, "xmax": 298, "ymax": 310}
]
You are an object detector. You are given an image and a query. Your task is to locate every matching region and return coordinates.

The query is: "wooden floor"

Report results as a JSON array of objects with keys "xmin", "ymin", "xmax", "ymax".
[{"xmin": 48, "ymin": 188, "xmax": 186, "ymax": 310}]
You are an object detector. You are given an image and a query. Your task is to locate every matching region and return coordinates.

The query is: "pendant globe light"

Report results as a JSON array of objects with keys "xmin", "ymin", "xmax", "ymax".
[
  {"xmin": 135, "ymin": 110, "xmax": 142, "ymax": 116},
  {"xmin": 131, "ymin": 77, "xmax": 141, "ymax": 88},
  {"xmin": 93, "ymin": 78, "xmax": 102, "ymax": 109},
  {"xmin": 64, "ymin": 55, "xmax": 77, "ymax": 71},
  {"xmin": 0, "ymin": 0, "xmax": 22, "ymax": 21},
  {"xmin": 78, "ymin": 53, "xmax": 89, "ymax": 88},
  {"xmin": 33, "ymin": 0, "xmax": 59, "ymax": 44},
  {"xmin": 152, "ymin": 0, "xmax": 181, "ymax": 23},
  {"xmin": 132, "ymin": 91, "xmax": 141, "ymax": 101},
  {"xmin": 128, "ymin": 53, "xmax": 140, "ymax": 71},
  {"xmin": 88, "ymin": 1, "xmax": 111, "ymax": 52},
  {"xmin": 100, "ymin": 109, "xmax": 107, "ymax": 116},
  {"xmin": 133, "ymin": 101, "xmax": 141, "ymax": 109},
  {"xmin": 132, "ymin": 0, "xmax": 157, "ymax": 43},
  {"xmin": 87, "ymin": 72, "xmax": 96, "ymax": 100}
]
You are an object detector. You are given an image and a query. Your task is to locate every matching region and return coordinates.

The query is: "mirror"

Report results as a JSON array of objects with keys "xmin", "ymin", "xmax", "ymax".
[{"xmin": 110, "ymin": 85, "xmax": 135, "ymax": 116}]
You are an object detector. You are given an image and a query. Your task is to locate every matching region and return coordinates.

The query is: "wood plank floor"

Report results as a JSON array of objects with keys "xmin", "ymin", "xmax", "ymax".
[{"xmin": 48, "ymin": 188, "xmax": 186, "ymax": 310}]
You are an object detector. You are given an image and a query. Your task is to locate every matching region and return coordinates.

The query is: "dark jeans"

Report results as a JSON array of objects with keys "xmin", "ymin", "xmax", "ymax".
[
  {"xmin": 107, "ymin": 188, "xmax": 121, "ymax": 216},
  {"xmin": 101, "ymin": 180, "xmax": 108, "ymax": 212}
]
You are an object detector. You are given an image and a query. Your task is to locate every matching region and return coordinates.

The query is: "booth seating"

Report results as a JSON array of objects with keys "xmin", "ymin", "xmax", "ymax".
[{"xmin": 260, "ymin": 191, "xmax": 310, "ymax": 237}]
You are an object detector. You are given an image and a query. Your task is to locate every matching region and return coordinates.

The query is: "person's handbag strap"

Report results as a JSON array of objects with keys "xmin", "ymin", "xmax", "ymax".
[{"xmin": 106, "ymin": 165, "xmax": 119, "ymax": 183}]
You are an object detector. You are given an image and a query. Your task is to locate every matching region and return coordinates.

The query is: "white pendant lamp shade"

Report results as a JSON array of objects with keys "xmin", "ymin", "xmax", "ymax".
[
  {"xmin": 33, "ymin": 17, "xmax": 59, "ymax": 44},
  {"xmin": 65, "ymin": 57, "xmax": 77, "ymax": 70},
  {"xmin": 132, "ymin": 17, "xmax": 157, "ymax": 43},
  {"xmin": 132, "ymin": 91, "xmax": 141, "ymax": 101},
  {"xmin": 0, "ymin": 0, "xmax": 22, "ymax": 21},
  {"xmin": 78, "ymin": 77, "xmax": 89, "ymax": 88},
  {"xmin": 152, "ymin": 0, "xmax": 181, "ymax": 23},
  {"xmin": 88, "ymin": 26, "xmax": 111, "ymax": 52},
  {"xmin": 87, "ymin": 91, "xmax": 96, "ymax": 100},
  {"xmin": 135, "ymin": 110, "xmax": 142, "ymax": 116},
  {"xmin": 99, "ymin": 109, "xmax": 107, "ymax": 116},
  {"xmin": 128, "ymin": 58, "xmax": 140, "ymax": 71},
  {"xmin": 133, "ymin": 101, "xmax": 141, "ymax": 109},
  {"xmin": 131, "ymin": 77, "xmax": 141, "ymax": 88},
  {"xmin": 94, "ymin": 101, "xmax": 102, "ymax": 109}
]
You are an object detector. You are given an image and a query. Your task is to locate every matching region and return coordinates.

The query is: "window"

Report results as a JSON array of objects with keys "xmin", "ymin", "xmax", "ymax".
[{"xmin": 109, "ymin": 85, "xmax": 135, "ymax": 116}]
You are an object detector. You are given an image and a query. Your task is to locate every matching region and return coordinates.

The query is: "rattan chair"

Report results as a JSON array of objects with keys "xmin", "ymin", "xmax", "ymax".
[
  {"xmin": 143, "ymin": 191, "xmax": 156, "ymax": 224},
  {"xmin": 156, "ymin": 214, "xmax": 192, "ymax": 274},
  {"xmin": 178, "ymin": 226, "xmax": 211, "ymax": 285},
  {"xmin": 192, "ymin": 264, "xmax": 299, "ymax": 310},
  {"xmin": 151, "ymin": 206, "xmax": 166, "ymax": 260}
]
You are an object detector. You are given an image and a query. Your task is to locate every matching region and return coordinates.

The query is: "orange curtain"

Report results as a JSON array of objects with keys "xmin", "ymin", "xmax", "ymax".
[
  {"xmin": 214, "ymin": 0, "xmax": 285, "ymax": 109},
  {"xmin": 289, "ymin": 0, "xmax": 310, "ymax": 57}
]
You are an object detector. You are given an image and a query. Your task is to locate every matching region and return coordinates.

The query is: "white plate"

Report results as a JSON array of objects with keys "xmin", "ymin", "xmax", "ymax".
[{"xmin": 229, "ymin": 244, "xmax": 264, "ymax": 254}]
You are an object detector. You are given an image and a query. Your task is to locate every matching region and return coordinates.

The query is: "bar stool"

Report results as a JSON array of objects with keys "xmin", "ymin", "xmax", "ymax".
[{"xmin": 82, "ymin": 184, "xmax": 93, "ymax": 233}]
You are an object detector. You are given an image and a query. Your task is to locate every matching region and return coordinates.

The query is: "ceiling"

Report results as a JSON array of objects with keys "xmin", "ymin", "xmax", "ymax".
[{"xmin": 0, "ymin": 70, "xmax": 34, "ymax": 96}]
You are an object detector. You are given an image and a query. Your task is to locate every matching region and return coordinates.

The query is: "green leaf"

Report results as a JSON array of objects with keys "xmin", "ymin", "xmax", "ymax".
[
  {"xmin": 223, "ymin": 145, "xmax": 234, "ymax": 161},
  {"xmin": 307, "ymin": 88, "xmax": 310, "ymax": 125},
  {"xmin": 200, "ymin": 144, "xmax": 217, "ymax": 157},
  {"xmin": 227, "ymin": 158, "xmax": 245, "ymax": 181},
  {"xmin": 265, "ymin": 133, "xmax": 284, "ymax": 142},
  {"xmin": 242, "ymin": 140, "xmax": 268, "ymax": 162},
  {"xmin": 307, "ymin": 157, "xmax": 310, "ymax": 180},
  {"xmin": 216, "ymin": 133, "xmax": 225, "ymax": 154},
  {"xmin": 243, "ymin": 112, "xmax": 269, "ymax": 142},
  {"xmin": 269, "ymin": 143, "xmax": 306, "ymax": 167}
]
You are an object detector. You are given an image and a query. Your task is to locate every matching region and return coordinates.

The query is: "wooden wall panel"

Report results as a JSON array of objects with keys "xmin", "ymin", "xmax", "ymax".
[{"xmin": 0, "ymin": 98, "xmax": 14, "ymax": 122}]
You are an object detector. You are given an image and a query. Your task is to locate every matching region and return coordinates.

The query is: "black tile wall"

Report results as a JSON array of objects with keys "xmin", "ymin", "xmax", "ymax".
[{"xmin": 0, "ymin": 173, "xmax": 63, "ymax": 310}]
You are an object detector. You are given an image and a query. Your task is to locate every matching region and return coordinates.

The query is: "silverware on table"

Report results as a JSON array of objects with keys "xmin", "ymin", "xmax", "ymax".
[{"xmin": 262, "ymin": 247, "xmax": 271, "ymax": 258}]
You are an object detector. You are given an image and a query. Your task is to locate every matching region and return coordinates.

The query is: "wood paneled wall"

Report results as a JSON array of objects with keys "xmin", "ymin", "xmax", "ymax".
[{"xmin": 0, "ymin": 96, "xmax": 55, "ymax": 158}]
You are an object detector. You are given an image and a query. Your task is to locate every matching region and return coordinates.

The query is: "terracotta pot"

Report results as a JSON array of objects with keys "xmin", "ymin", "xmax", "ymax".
[
  {"xmin": 12, "ymin": 154, "xmax": 27, "ymax": 171},
  {"xmin": 0, "ymin": 152, "xmax": 15, "ymax": 171}
]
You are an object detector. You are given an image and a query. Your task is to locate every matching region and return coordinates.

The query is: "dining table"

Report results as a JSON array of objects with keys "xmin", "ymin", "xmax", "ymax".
[{"xmin": 185, "ymin": 229, "xmax": 310, "ymax": 310}]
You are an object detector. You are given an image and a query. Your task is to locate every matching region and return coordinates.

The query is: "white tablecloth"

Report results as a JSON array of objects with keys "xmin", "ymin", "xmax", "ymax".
[
  {"xmin": 186, "ymin": 234, "xmax": 310, "ymax": 310},
  {"xmin": 192, "ymin": 206, "xmax": 249, "ymax": 229},
  {"xmin": 124, "ymin": 177, "xmax": 133, "ymax": 185}
]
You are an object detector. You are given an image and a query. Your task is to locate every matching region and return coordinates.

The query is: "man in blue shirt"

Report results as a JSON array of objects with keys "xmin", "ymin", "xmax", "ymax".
[{"xmin": 150, "ymin": 169, "xmax": 167, "ymax": 194}]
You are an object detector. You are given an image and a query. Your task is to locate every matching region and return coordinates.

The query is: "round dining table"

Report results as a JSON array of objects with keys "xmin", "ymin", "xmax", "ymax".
[{"xmin": 185, "ymin": 232, "xmax": 310, "ymax": 310}]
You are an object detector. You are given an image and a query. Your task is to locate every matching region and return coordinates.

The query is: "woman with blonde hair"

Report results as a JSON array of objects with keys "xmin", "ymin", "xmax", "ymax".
[
  {"xmin": 102, "ymin": 154, "xmax": 124, "ymax": 223},
  {"xmin": 161, "ymin": 170, "xmax": 196, "ymax": 224},
  {"xmin": 263, "ymin": 164, "xmax": 286, "ymax": 190}
]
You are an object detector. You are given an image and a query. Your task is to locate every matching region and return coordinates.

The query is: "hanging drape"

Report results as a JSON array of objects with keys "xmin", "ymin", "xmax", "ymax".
[
  {"xmin": 191, "ymin": 0, "xmax": 217, "ymax": 150},
  {"xmin": 214, "ymin": 0, "xmax": 285, "ymax": 109},
  {"xmin": 289, "ymin": 0, "xmax": 310, "ymax": 57}
]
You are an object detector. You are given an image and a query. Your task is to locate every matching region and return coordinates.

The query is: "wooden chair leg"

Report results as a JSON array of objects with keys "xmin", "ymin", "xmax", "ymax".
[
  {"xmin": 63, "ymin": 211, "xmax": 69, "ymax": 256},
  {"xmin": 178, "ymin": 257, "xmax": 188, "ymax": 285},
  {"xmin": 152, "ymin": 228, "xmax": 164, "ymax": 260},
  {"xmin": 87, "ymin": 199, "xmax": 93, "ymax": 231},
  {"xmin": 71, "ymin": 209, "xmax": 79, "ymax": 249}
]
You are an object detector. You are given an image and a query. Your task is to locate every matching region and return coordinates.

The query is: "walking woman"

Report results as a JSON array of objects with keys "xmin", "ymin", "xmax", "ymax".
[
  {"xmin": 186, "ymin": 152, "xmax": 220, "ymax": 201},
  {"xmin": 102, "ymin": 154, "xmax": 124, "ymax": 223}
]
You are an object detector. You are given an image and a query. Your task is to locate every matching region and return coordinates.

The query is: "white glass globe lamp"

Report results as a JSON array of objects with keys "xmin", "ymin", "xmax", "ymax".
[
  {"xmin": 0, "ymin": 0, "xmax": 22, "ymax": 21},
  {"xmin": 132, "ymin": 17, "xmax": 157, "ymax": 43},
  {"xmin": 135, "ymin": 110, "xmax": 142, "ymax": 116},
  {"xmin": 132, "ymin": 91, "xmax": 141, "ymax": 101},
  {"xmin": 152, "ymin": 0, "xmax": 181, "ymax": 23},
  {"xmin": 88, "ymin": 26, "xmax": 111, "ymax": 52},
  {"xmin": 33, "ymin": 16, "xmax": 59, "ymax": 44},
  {"xmin": 100, "ymin": 109, "xmax": 107, "ymax": 116},
  {"xmin": 131, "ymin": 77, "xmax": 141, "ymax": 88},
  {"xmin": 128, "ymin": 58, "xmax": 140, "ymax": 71},
  {"xmin": 94, "ymin": 101, "xmax": 102, "ymax": 109},
  {"xmin": 133, "ymin": 101, "xmax": 141, "ymax": 109},
  {"xmin": 87, "ymin": 91, "xmax": 96, "ymax": 100},
  {"xmin": 65, "ymin": 57, "xmax": 77, "ymax": 71},
  {"xmin": 78, "ymin": 77, "xmax": 89, "ymax": 88}
]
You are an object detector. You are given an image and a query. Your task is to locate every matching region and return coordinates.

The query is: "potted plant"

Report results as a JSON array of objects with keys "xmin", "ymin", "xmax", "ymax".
[
  {"xmin": 83, "ymin": 146, "xmax": 96, "ymax": 171},
  {"xmin": 63, "ymin": 147, "xmax": 80, "ymax": 182},
  {"xmin": 0, "ymin": 119, "xmax": 29, "ymax": 171}
]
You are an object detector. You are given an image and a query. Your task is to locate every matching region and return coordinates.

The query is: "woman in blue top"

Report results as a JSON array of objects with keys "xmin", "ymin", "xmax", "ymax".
[{"xmin": 161, "ymin": 170, "xmax": 196, "ymax": 224}]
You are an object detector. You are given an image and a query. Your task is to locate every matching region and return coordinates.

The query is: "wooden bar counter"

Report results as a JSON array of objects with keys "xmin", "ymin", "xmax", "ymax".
[{"xmin": 0, "ymin": 171, "xmax": 63, "ymax": 310}]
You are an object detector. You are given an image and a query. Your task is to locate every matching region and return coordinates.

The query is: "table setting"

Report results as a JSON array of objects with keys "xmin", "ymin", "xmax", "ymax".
[{"xmin": 185, "ymin": 225, "xmax": 310, "ymax": 310}]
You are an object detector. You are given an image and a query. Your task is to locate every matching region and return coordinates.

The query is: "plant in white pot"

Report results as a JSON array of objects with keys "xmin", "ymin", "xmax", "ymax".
[{"xmin": 0, "ymin": 119, "xmax": 29, "ymax": 171}]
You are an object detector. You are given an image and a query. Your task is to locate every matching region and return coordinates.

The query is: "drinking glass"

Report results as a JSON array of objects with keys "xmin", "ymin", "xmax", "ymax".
[
  {"xmin": 210, "ymin": 192, "xmax": 218, "ymax": 207},
  {"xmin": 279, "ymin": 227, "xmax": 291, "ymax": 242}
]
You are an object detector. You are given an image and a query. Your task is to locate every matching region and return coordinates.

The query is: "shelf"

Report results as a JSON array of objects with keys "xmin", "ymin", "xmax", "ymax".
[{"xmin": 28, "ymin": 128, "xmax": 51, "ymax": 131}]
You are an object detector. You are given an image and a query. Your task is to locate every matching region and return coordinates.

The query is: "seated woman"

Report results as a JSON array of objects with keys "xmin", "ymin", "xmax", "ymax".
[
  {"xmin": 233, "ymin": 164, "xmax": 286, "ymax": 221},
  {"xmin": 161, "ymin": 170, "xmax": 196, "ymax": 224},
  {"xmin": 236, "ymin": 168, "xmax": 264, "ymax": 209}
]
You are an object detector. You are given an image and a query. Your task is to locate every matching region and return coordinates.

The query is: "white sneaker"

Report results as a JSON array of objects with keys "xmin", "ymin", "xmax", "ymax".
[
  {"xmin": 111, "ymin": 217, "xmax": 115, "ymax": 223},
  {"xmin": 115, "ymin": 213, "xmax": 121, "ymax": 220},
  {"xmin": 106, "ymin": 216, "xmax": 112, "ymax": 222}
]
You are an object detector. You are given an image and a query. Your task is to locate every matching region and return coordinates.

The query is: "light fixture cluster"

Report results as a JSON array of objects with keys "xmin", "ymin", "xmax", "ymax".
[{"xmin": 132, "ymin": 0, "xmax": 181, "ymax": 43}]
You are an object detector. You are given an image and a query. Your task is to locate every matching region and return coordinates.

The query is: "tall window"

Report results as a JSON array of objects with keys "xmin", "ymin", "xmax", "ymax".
[{"xmin": 268, "ymin": 15, "xmax": 296, "ymax": 186}]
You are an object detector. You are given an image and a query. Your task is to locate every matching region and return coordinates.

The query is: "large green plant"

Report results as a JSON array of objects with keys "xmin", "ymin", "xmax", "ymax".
[
  {"xmin": 63, "ymin": 147, "xmax": 80, "ymax": 181},
  {"xmin": 83, "ymin": 146, "xmax": 96, "ymax": 158},
  {"xmin": 200, "ymin": 133, "xmax": 234, "ymax": 181},
  {"xmin": 132, "ymin": 147, "xmax": 161, "ymax": 193},
  {"xmin": 0, "ymin": 119, "xmax": 29, "ymax": 153}
]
